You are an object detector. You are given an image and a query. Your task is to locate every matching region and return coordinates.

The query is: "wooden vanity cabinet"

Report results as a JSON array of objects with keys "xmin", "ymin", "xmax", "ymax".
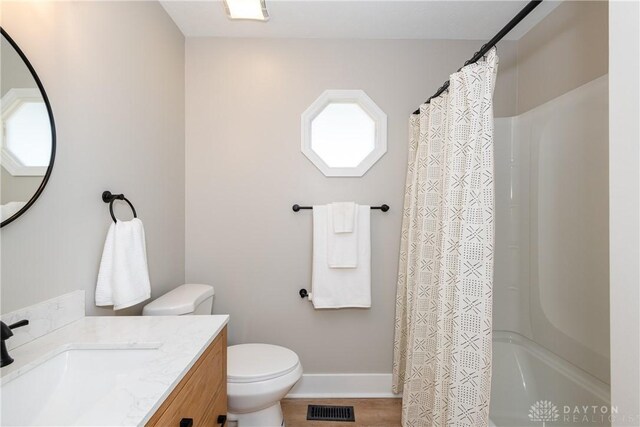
[{"xmin": 147, "ymin": 326, "xmax": 227, "ymax": 427}]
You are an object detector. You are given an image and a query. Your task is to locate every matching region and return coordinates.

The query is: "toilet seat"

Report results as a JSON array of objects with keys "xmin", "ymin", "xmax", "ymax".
[{"xmin": 228, "ymin": 344, "xmax": 300, "ymax": 383}]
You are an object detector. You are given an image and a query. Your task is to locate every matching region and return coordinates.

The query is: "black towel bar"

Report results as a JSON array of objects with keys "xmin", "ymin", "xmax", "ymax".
[{"xmin": 292, "ymin": 204, "xmax": 389, "ymax": 212}]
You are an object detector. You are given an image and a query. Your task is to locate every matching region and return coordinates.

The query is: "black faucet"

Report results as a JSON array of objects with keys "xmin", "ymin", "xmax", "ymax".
[{"xmin": 1, "ymin": 319, "xmax": 29, "ymax": 367}]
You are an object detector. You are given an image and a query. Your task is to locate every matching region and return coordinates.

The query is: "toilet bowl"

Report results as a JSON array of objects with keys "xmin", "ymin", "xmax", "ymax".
[
  {"xmin": 142, "ymin": 284, "xmax": 303, "ymax": 426},
  {"xmin": 227, "ymin": 343, "xmax": 303, "ymax": 426}
]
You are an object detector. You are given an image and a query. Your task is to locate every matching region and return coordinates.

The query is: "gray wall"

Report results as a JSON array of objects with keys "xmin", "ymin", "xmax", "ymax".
[
  {"xmin": 185, "ymin": 38, "xmax": 518, "ymax": 373},
  {"xmin": 516, "ymin": 0, "xmax": 608, "ymax": 114},
  {"xmin": 0, "ymin": 1, "xmax": 186, "ymax": 315}
]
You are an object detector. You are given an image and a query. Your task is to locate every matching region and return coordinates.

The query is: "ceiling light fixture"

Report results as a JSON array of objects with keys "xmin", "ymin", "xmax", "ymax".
[{"xmin": 223, "ymin": 0, "xmax": 269, "ymax": 21}]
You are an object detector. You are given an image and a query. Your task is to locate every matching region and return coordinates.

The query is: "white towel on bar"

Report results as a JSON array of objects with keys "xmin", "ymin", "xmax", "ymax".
[
  {"xmin": 311, "ymin": 205, "xmax": 371, "ymax": 309},
  {"xmin": 95, "ymin": 218, "xmax": 151, "ymax": 310},
  {"xmin": 327, "ymin": 203, "xmax": 359, "ymax": 268},
  {"xmin": 331, "ymin": 202, "xmax": 356, "ymax": 233}
]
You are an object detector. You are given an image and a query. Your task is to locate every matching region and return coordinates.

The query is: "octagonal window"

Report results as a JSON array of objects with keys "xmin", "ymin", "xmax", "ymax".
[
  {"xmin": 302, "ymin": 90, "xmax": 386, "ymax": 177},
  {"xmin": 6, "ymin": 101, "xmax": 51, "ymax": 167},
  {"xmin": 311, "ymin": 103, "xmax": 375, "ymax": 168},
  {"xmin": 1, "ymin": 88, "xmax": 51, "ymax": 176}
]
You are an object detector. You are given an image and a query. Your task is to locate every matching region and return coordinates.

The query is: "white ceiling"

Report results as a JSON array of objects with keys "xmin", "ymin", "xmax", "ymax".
[{"xmin": 160, "ymin": 0, "xmax": 562, "ymax": 40}]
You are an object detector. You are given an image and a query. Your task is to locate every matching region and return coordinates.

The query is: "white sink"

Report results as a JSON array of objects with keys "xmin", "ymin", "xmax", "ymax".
[{"xmin": 1, "ymin": 346, "xmax": 162, "ymax": 426}]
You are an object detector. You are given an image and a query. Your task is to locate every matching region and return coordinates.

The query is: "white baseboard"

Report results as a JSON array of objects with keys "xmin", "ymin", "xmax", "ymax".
[{"xmin": 286, "ymin": 373, "xmax": 401, "ymax": 399}]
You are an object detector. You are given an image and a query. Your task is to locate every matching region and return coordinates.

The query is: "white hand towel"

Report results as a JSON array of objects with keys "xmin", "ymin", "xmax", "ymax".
[
  {"xmin": 327, "ymin": 203, "xmax": 358, "ymax": 268},
  {"xmin": 311, "ymin": 205, "xmax": 371, "ymax": 309},
  {"xmin": 331, "ymin": 202, "xmax": 356, "ymax": 233},
  {"xmin": 95, "ymin": 218, "xmax": 151, "ymax": 310}
]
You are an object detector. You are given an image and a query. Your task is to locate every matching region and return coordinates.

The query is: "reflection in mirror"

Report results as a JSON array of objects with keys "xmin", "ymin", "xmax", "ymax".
[{"xmin": 1, "ymin": 29, "xmax": 55, "ymax": 225}]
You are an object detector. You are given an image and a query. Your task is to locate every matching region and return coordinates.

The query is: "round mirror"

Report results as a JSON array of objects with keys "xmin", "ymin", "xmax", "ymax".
[{"xmin": 1, "ymin": 28, "xmax": 56, "ymax": 227}]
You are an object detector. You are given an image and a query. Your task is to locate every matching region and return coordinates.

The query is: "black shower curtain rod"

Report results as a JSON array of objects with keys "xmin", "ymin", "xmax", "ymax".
[{"xmin": 412, "ymin": 0, "xmax": 543, "ymax": 115}]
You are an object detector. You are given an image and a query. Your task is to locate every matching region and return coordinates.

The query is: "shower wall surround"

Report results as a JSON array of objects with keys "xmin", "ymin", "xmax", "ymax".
[
  {"xmin": 493, "ymin": 117, "xmax": 532, "ymax": 339},
  {"xmin": 494, "ymin": 0, "xmax": 610, "ymax": 384},
  {"xmin": 0, "ymin": 1, "xmax": 186, "ymax": 315},
  {"xmin": 493, "ymin": 76, "xmax": 610, "ymax": 384},
  {"xmin": 528, "ymin": 76, "xmax": 609, "ymax": 383}
]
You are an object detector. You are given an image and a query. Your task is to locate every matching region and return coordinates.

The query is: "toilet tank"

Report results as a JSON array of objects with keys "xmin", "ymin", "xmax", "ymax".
[{"xmin": 142, "ymin": 284, "xmax": 215, "ymax": 316}]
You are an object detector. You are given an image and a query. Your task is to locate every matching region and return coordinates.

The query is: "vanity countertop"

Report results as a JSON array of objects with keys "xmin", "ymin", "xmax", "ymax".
[{"xmin": 0, "ymin": 314, "xmax": 229, "ymax": 426}]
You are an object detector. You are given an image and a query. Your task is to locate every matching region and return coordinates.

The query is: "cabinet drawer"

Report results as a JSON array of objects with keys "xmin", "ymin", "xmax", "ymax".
[{"xmin": 147, "ymin": 326, "xmax": 227, "ymax": 427}]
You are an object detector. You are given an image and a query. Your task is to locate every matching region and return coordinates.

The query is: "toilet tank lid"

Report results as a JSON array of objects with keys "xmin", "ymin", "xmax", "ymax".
[{"xmin": 142, "ymin": 284, "xmax": 214, "ymax": 316}]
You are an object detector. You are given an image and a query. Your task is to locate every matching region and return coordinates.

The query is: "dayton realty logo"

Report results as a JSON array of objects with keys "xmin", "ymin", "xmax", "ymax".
[{"xmin": 529, "ymin": 400, "xmax": 560, "ymax": 426}]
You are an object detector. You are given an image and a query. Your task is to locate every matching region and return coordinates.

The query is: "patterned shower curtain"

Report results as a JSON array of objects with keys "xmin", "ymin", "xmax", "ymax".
[{"xmin": 392, "ymin": 48, "xmax": 498, "ymax": 427}]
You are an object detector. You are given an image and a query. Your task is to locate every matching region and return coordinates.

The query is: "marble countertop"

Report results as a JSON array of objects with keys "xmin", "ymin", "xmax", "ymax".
[{"xmin": 0, "ymin": 315, "xmax": 229, "ymax": 426}]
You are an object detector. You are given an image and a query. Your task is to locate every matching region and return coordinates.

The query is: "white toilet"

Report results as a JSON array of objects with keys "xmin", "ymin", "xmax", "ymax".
[{"xmin": 142, "ymin": 284, "xmax": 303, "ymax": 427}]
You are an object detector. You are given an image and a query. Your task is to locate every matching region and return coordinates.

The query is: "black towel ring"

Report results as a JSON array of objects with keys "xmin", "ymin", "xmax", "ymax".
[{"xmin": 102, "ymin": 191, "xmax": 137, "ymax": 223}]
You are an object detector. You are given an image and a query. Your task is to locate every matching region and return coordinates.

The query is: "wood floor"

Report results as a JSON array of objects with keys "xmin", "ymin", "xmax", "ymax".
[{"xmin": 281, "ymin": 398, "xmax": 402, "ymax": 427}]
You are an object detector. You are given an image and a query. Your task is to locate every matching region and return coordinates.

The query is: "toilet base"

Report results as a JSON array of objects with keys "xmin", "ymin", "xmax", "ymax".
[{"xmin": 228, "ymin": 402, "xmax": 285, "ymax": 427}]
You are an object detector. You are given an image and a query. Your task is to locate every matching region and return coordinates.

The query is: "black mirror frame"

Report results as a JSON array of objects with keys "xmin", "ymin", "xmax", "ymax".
[{"xmin": 0, "ymin": 27, "xmax": 56, "ymax": 227}]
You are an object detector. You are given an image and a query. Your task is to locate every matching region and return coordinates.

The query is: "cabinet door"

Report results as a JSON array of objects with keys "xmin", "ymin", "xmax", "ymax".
[
  {"xmin": 147, "ymin": 327, "xmax": 227, "ymax": 427},
  {"xmin": 202, "ymin": 389, "xmax": 228, "ymax": 427}
]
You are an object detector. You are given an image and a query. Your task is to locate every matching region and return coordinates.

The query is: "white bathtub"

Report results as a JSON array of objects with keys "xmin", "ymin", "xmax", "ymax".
[{"xmin": 490, "ymin": 331, "xmax": 611, "ymax": 427}]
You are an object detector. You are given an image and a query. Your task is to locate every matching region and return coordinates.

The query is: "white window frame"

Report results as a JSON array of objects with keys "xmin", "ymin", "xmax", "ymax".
[{"xmin": 301, "ymin": 90, "xmax": 387, "ymax": 177}]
